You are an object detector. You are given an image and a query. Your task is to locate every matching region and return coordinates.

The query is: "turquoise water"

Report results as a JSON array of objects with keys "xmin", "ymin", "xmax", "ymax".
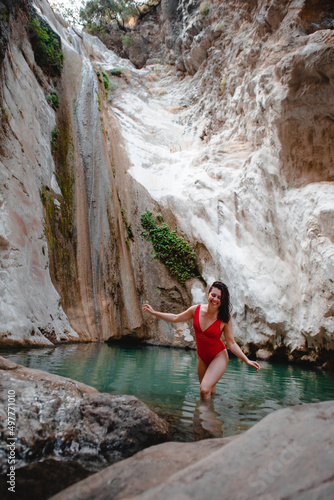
[{"xmin": 1, "ymin": 342, "xmax": 334, "ymax": 440}]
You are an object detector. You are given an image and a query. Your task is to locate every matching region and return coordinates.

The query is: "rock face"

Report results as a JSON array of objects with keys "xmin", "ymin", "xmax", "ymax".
[
  {"xmin": 0, "ymin": 0, "xmax": 333, "ymax": 364},
  {"xmin": 49, "ymin": 400, "xmax": 334, "ymax": 500},
  {"xmin": 0, "ymin": 0, "xmax": 195, "ymax": 346},
  {"xmin": 0, "ymin": 356, "xmax": 171, "ymax": 499},
  {"xmin": 0, "ymin": 0, "xmax": 80, "ymax": 345},
  {"xmin": 109, "ymin": 0, "xmax": 334, "ymax": 363}
]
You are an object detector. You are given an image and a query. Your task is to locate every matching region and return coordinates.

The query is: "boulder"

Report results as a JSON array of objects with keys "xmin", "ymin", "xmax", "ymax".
[
  {"xmin": 0, "ymin": 357, "xmax": 171, "ymax": 499},
  {"xmin": 183, "ymin": 29, "xmax": 213, "ymax": 75},
  {"xmin": 49, "ymin": 400, "xmax": 334, "ymax": 500},
  {"xmin": 49, "ymin": 436, "xmax": 239, "ymax": 500}
]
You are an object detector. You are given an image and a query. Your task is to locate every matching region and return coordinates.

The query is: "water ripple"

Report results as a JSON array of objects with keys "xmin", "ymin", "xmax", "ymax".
[{"xmin": 1, "ymin": 343, "xmax": 334, "ymax": 441}]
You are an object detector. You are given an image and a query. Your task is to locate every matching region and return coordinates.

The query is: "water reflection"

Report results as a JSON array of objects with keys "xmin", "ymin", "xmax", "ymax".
[
  {"xmin": 1, "ymin": 343, "xmax": 334, "ymax": 441},
  {"xmin": 194, "ymin": 399, "xmax": 224, "ymax": 438}
]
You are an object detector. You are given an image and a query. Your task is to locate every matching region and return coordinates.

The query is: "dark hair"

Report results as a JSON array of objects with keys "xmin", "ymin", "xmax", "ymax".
[{"xmin": 209, "ymin": 281, "xmax": 232, "ymax": 324}]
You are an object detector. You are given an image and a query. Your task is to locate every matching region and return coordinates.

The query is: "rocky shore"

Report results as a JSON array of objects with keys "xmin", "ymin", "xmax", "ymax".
[
  {"xmin": 0, "ymin": 356, "xmax": 171, "ymax": 499},
  {"xmin": 51, "ymin": 400, "xmax": 334, "ymax": 500}
]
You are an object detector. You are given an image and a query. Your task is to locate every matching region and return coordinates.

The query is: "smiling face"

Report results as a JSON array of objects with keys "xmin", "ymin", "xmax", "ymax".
[{"xmin": 207, "ymin": 287, "xmax": 222, "ymax": 309}]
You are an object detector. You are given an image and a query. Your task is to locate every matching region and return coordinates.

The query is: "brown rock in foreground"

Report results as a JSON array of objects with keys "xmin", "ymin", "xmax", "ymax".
[
  {"xmin": 0, "ymin": 357, "xmax": 171, "ymax": 498},
  {"xmin": 50, "ymin": 436, "xmax": 239, "ymax": 500},
  {"xmin": 50, "ymin": 400, "xmax": 334, "ymax": 500}
]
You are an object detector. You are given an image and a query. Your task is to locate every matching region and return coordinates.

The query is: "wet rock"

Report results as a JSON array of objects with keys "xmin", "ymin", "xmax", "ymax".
[
  {"xmin": 49, "ymin": 401, "xmax": 334, "ymax": 500},
  {"xmin": 0, "ymin": 357, "xmax": 171, "ymax": 497}
]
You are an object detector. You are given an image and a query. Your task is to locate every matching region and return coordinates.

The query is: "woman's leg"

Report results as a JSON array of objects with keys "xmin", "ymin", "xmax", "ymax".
[
  {"xmin": 200, "ymin": 349, "xmax": 228, "ymax": 400},
  {"xmin": 197, "ymin": 355, "xmax": 208, "ymax": 384}
]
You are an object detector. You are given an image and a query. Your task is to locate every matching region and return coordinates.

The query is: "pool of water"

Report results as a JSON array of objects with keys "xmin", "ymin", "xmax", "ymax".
[{"xmin": 1, "ymin": 342, "xmax": 334, "ymax": 440}]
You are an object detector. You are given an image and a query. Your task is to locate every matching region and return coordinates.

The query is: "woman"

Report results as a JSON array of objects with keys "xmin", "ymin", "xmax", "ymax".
[{"xmin": 142, "ymin": 281, "xmax": 260, "ymax": 400}]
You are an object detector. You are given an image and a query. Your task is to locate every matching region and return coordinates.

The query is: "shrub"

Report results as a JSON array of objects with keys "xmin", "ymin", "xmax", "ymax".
[
  {"xmin": 110, "ymin": 67, "xmax": 123, "ymax": 76},
  {"xmin": 121, "ymin": 208, "xmax": 134, "ymax": 241},
  {"xmin": 102, "ymin": 71, "xmax": 109, "ymax": 92},
  {"xmin": 200, "ymin": 2, "xmax": 210, "ymax": 16},
  {"xmin": 1, "ymin": 106, "xmax": 11, "ymax": 123},
  {"xmin": 120, "ymin": 33, "xmax": 133, "ymax": 47},
  {"xmin": 85, "ymin": 23, "xmax": 106, "ymax": 36},
  {"xmin": 28, "ymin": 16, "xmax": 63, "ymax": 77},
  {"xmin": 47, "ymin": 92, "xmax": 59, "ymax": 110},
  {"xmin": 141, "ymin": 211, "xmax": 198, "ymax": 284}
]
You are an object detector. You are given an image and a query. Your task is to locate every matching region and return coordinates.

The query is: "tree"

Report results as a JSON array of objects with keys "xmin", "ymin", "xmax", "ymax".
[
  {"xmin": 80, "ymin": 0, "xmax": 138, "ymax": 31},
  {"xmin": 50, "ymin": 1, "xmax": 86, "ymax": 27}
]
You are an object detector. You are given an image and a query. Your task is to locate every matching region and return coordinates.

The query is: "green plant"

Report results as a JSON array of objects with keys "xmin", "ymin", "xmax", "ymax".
[
  {"xmin": 120, "ymin": 33, "xmax": 133, "ymax": 47},
  {"xmin": 47, "ymin": 92, "xmax": 59, "ymax": 110},
  {"xmin": 80, "ymin": 0, "xmax": 159, "ymax": 31},
  {"xmin": 126, "ymin": 224, "xmax": 134, "ymax": 240},
  {"xmin": 101, "ymin": 71, "xmax": 109, "ymax": 99},
  {"xmin": 28, "ymin": 16, "xmax": 63, "ymax": 77},
  {"xmin": 85, "ymin": 23, "xmax": 107, "ymax": 36},
  {"xmin": 121, "ymin": 208, "xmax": 134, "ymax": 241},
  {"xmin": 110, "ymin": 67, "xmax": 123, "ymax": 76},
  {"xmin": 200, "ymin": 2, "xmax": 210, "ymax": 16},
  {"xmin": 41, "ymin": 112, "xmax": 75, "ymax": 305},
  {"xmin": 1, "ymin": 106, "xmax": 11, "ymax": 123},
  {"xmin": 102, "ymin": 71, "xmax": 109, "ymax": 91},
  {"xmin": 141, "ymin": 211, "xmax": 198, "ymax": 284}
]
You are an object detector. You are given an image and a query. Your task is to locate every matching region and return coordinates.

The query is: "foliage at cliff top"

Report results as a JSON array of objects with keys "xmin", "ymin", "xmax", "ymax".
[
  {"xmin": 79, "ymin": 0, "xmax": 161, "ymax": 31},
  {"xmin": 141, "ymin": 211, "xmax": 198, "ymax": 284},
  {"xmin": 50, "ymin": 1, "xmax": 86, "ymax": 27},
  {"xmin": 28, "ymin": 15, "xmax": 63, "ymax": 77}
]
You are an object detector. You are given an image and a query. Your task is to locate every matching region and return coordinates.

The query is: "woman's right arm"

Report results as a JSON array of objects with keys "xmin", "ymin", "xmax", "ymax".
[{"xmin": 142, "ymin": 304, "xmax": 197, "ymax": 323}]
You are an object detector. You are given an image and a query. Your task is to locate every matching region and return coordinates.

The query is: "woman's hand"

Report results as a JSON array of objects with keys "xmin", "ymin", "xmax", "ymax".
[
  {"xmin": 142, "ymin": 304, "xmax": 155, "ymax": 315},
  {"xmin": 247, "ymin": 359, "xmax": 261, "ymax": 372}
]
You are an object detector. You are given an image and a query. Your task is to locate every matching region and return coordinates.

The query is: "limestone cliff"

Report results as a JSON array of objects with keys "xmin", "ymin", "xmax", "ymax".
[
  {"xmin": 0, "ymin": 0, "xmax": 193, "ymax": 347},
  {"xmin": 0, "ymin": 0, "xmax": 333, "ymax": 367},
  {"xmin": 117, "ymin": 0, "xmax": 334, "ymax": 364}
]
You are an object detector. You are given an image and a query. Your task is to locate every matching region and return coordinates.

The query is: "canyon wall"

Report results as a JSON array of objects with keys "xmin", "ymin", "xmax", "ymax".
[
  {"xmin": 119, "ymin": 0, "xmax": 334, "ymax": 363},
  {"xmin": 0, "ymin": 0, "xmax": 333, "ymax": 366},
  {"xmin": 0, "ymin": 0, "xmax": 193, "ymax": 347}
]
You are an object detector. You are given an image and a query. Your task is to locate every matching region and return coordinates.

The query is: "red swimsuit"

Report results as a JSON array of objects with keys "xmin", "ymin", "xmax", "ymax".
[{"xmin": 193, "ymin": 305, "xmax": 226, "ymax": 366}]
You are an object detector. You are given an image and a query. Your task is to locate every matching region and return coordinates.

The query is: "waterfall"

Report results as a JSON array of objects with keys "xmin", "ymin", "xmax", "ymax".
[{"xmin": 74, "ymin": 57, "xmax": 104, "ymax": 340}]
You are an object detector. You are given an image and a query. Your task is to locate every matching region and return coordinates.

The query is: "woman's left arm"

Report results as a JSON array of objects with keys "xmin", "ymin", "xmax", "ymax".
[{"xmin": 223, "ymin": 320, "xmax": 260, "ymax": 372}]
